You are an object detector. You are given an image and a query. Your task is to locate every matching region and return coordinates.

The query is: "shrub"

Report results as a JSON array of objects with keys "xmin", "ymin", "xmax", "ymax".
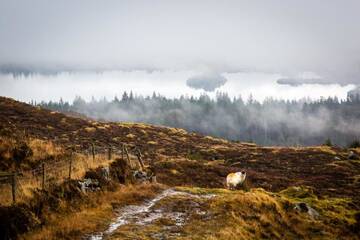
[
  {"xmin": 323, "ymin": 138, "xmax": 333, "ymax": 147},
  {"xmin": 348, "ymin": 140, "xmax": 360, "ymax": 148}
]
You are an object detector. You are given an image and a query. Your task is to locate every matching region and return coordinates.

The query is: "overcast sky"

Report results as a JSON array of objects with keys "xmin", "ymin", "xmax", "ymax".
[{"xmin": 0, "ymin": 0, "xmax": 359, "ymax": 102}]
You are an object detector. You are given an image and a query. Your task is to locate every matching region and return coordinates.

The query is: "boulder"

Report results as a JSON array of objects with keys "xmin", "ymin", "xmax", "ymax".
[
  {"xmin": 294, "ymin": 202, "xmax": 319, "ymax": 219},
  {"xmin": 78, "ymin": 178, "xmax": 100, "ymax": 193},
  {"xmin": 133, "ymin": 170, "xmax": 148, "ymax": 182},
  {"xmin": 132, "ymin": 169, "xmax": 156, "ymax": 183},
  {"xmin": 348, "ymin": 151, "xmax": 359, "ymax": 160}
]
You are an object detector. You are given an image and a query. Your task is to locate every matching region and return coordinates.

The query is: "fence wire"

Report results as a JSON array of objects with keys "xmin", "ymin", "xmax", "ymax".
[{"xmin": 0, "ymin": 143, "xmax": 140, "ymax": 204}]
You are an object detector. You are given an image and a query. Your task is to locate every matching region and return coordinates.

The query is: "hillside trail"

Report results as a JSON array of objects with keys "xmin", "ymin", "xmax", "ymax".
[{"xmin": 86, "ymin": 188, "xmax": 215, "ymax": 240}]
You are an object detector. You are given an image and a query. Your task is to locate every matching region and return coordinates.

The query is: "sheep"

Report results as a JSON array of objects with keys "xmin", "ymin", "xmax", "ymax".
[{"xmin": 226, "ymin": 171, "xmax": 246, "ymax": 190}]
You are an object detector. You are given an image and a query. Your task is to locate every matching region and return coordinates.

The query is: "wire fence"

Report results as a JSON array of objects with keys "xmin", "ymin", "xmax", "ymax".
[{"xmin": 0, "ymin": 143, "xmax": 142, "ymax": 206}]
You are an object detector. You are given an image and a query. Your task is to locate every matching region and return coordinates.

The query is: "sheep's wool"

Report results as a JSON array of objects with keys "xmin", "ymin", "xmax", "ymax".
[{"xmin": 226, "ymin": 172, "xmax": 246, "ymax": 189}]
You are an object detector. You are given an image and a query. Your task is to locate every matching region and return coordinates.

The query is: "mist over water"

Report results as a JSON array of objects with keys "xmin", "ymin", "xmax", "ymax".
[{"xmin": 0, "ymin": 71, "xmax": 354, "ymax": 103}]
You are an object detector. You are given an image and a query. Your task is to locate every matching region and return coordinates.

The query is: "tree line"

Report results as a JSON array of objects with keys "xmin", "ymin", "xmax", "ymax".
[{"xmin": 35, "ymin": 91, "xmax": 360, "ymax": 146}]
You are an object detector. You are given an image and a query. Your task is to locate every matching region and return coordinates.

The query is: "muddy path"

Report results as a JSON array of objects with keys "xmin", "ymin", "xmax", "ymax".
[{"xmin": 86, "ymin": 189, "xmax": 215, "ymax": 240}]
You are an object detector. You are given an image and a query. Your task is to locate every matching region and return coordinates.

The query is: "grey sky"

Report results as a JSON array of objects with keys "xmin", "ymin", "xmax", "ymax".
[{"xmin": 0, "ymin": 0, "xmax": 359, "ymax": 101}]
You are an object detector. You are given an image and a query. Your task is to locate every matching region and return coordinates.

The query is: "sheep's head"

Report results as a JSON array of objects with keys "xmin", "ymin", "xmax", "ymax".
[{"xmin": 235, "ymin": 171, "xmax": 246, "ymax": 183}]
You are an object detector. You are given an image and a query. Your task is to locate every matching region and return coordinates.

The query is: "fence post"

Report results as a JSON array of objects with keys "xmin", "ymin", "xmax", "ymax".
[
  {"xmin": 42, "ymin": 162, "xmax": 45, "ymax": 190},
  {"xmin": 11, "ymin": 172, "xmax": 17, "ymax": 204},
  {"xmin": 124, "ymin": 145, "xmax": 131, "ymax": 165},
  {"xmin": 150, "ymin": 175, "xmax": 157, "ymax": 183},
  {"xmin": 108, "ymin": 146, "xmax": 112, "ymax": 160},
  {"xmin": 121, "ymin": 144, "xmax": 125, "ymax": 161},
  {"xmin": 68, "ymin": 157, "xmax": 72, "ymax": 180},
  {"xmin": 135, "ymin": 148, "xmax": 145, "ymax": 170},
  {"xmin": 91, "ymin": 143, "xmax": 95, "ymax": 162}
]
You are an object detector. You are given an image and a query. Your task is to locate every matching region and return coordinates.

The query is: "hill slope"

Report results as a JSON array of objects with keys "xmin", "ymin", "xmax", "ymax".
[
  {"xmin": 1, "ymin": 97, "xmax": 360, "ymax": 239},
  {"xmin": 1, "ymin": 96, "xmax": 359, "ymax": 201}
]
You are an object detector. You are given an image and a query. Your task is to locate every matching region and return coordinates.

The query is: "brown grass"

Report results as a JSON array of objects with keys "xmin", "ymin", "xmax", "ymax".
[
  {"xmin": 21, "ymin": 183, "xmax": 166, "ymax": 240},
  {"xmin": 28, "ymin": 138, "xmax": 64, "ymax": 160},
  {"xmin": 0, "ymin": 137, "xmax": 118, "ymax": 206},
  {"xmin": 174, "ymin": 187, "xmax": 358, "ymax": 240},
  {"xmin": 0, "ymin": 153, "xmax": 115, "ymax": 206}
]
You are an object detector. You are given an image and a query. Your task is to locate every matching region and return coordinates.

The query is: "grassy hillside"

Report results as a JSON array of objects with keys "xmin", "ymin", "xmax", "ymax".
[{"xmin": 0, "ymin": 96, "xmax": 359, "ymax": 239}]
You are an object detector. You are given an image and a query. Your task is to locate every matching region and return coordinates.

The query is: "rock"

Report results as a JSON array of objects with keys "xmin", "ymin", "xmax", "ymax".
[
  {"xmin": 101, "ymin": 166, "xmax": 110, "ymax": 181},
  {"xmin": 294, "ymin": 202, "xmax": 319, "ymax": 219},
  {"xmin": 132, "ymin": 169, "xmax": 157, "ymax": 183},
  {"xmin": 133, "ymin": 170, "xmax": 148, "ymax": 182},
  {"xmin": 295, "ymin": 202, "xmax": 308, "ymax": 212},
  {"xmin": 348, "ymin": 151, "xmax": 359, "ymax": 160},
  {"xmin": 78, "ymin": 178, "xmax": 100, "ymax": 193}
]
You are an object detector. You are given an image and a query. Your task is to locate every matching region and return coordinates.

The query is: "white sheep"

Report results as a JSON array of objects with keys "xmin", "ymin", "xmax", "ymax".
[{"xmin": 226, "ymin": 171, "xmax": 246, "ymax": 190}]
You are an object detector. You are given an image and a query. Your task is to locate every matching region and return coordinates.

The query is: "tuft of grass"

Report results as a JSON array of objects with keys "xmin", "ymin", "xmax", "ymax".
[
  {"xmin": 126, "ymin": 133, "xmax": 136, "ymax": 139},
  {"xmin": 204, "ymin": 135, "xmax": 229, "ymax": 144},
  {"xmin": 167, "ymin": 127, "xmax": 188, "ymax": 135},
  {"xmin": 147, "ymin": 141, "xmax": 157, "ymax": 145},
  {"xmin": 84, "ymin": 127, "xmax": 96, "ymax": 133},
  {"xmin": 173, "ymin": 186, "xmax": 358, "ymax": 240},
  {"xmin": 28, "ymin": 138, "xmax": 64, "ymax": 161},
  {"xmin": 176, "ymin": 186, "xmax": 234, "ymax": 195},
  {"xmin": 314, "ymin": 146, "xmax": 337, "ymax": 155}
]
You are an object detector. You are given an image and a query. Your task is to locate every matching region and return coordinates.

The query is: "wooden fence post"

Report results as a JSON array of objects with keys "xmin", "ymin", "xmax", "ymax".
[
  {"xmin": 11, "ymin": 172, "xmax": 17, "ymax": 204},
  {"xmin": 68, "ymin": 157, "xmax": 72, "ymax": 180},
  {"xmin": 108, "ymin": 146, "xmax": 112, "ymax": 160},
  {"xmin": 91, "ymin": 143, "xmax": 95, "ymax": 162},
  {"xmin": 150, "ymin": 175, "xmax": 157, "ymax": 183},
  {"xmin": 121, "ymin": 144, "xmax": 125, "ymax": 161},
  {"xmin": 124, "ymin": 145, "xmax": 131, "ymax": 165},
  {"xmin": 42, "ymin": 162, "xmax": 45, "ymax": 190},
  {"xmin": 135, "ymin": 148, "xmax": 145, "ymax": 170}
]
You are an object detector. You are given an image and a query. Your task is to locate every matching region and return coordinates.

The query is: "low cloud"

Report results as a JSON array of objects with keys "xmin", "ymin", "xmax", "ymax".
[
  {"xmin": 277, "ymin": 78, "xmax": 331, "ymax": 86},
  {"xmin": 186, "ymin": 73, "xmax": 227, "ymax": 92},
  {"xmin": 1, "ymin": 1, "xmax": 359, "ymax": 84},
  {"xmin": 348, "ymin": 86, "xmax": 360, "ymax": 97}
]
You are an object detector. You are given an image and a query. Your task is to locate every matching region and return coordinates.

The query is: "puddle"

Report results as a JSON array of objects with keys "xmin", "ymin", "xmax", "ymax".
[{"xmin": 86, "ymin": 189, "xmax": 215, "ymax": 240}]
